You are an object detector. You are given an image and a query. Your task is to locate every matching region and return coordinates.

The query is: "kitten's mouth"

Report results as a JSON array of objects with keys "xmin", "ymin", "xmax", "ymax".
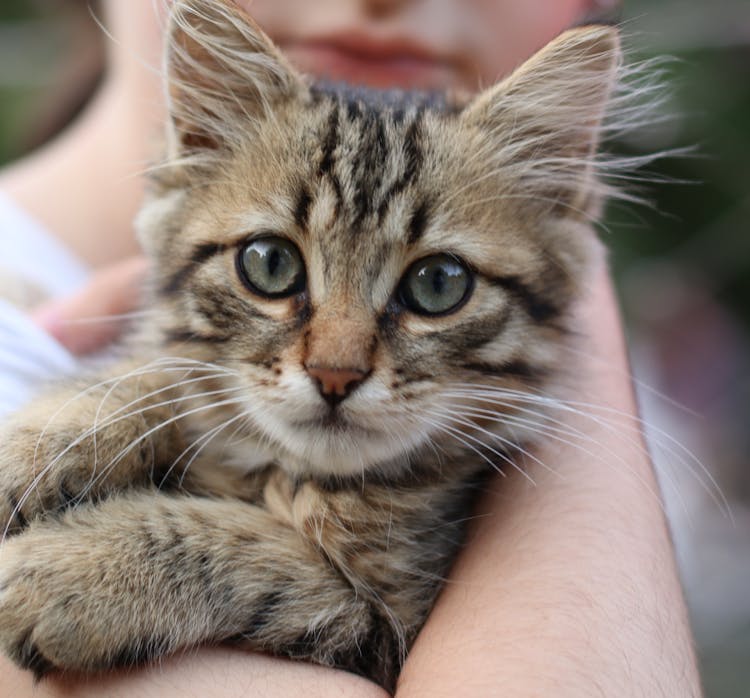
[
  {"xmin": 293, "ymin": 412, "xmax": 376, "ymax": 436},
  {"xmin": 257, "ymin": 403, "xmax": 425, "ymax": 475}
]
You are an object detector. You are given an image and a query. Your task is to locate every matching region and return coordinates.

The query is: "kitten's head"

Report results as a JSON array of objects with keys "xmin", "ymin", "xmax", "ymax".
[{"xmin": 137, "ymin": 0, "xmax": 620, "ymax": 477}]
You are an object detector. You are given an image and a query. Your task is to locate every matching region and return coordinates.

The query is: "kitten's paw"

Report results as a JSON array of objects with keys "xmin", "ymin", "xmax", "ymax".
[
  {"xmin": 0, "ymin": 535, "xmax": 61, "ymax": 676},
  {"xmin": 0, "ymin": 415, "xmax": 154, "ymax": 536},
  {"xmin": 0, "ymin": 430, "xmax": 89, "ymax": 535},
  {"xmin": 0, "ymin": 528, "xmax": 143, "ymax": 675}
]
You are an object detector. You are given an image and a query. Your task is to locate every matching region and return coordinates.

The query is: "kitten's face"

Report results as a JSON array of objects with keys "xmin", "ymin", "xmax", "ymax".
[{"xmin": 138, "ymin": 1, "xmax": 619, "ymax": 477}]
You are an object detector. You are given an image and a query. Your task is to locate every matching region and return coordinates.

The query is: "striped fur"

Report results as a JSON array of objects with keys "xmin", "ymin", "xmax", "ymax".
[{"xmin": 0, "ymin": 0, "xmax": 623, "ymax": 691}]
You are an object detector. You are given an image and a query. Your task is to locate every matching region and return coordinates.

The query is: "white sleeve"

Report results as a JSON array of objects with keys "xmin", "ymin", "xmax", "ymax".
[
  {"xmin": 0, "ymin": 191, "xmax": 89, "ymax": 298},
  {"xmin": 0, "ymin": 299, "xmax": 79, "ymax": 417},
  {"xmin": 0, "ymin": 191, "xmax": 88, "ymax": 416}
]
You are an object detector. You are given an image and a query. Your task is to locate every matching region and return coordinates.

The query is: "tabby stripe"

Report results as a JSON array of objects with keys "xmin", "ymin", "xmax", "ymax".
[
  {"xmin": 442, "ymin": 304, "xmax": 512, "ymax": 353},
  {"xmin": 194, "ymin": 553, "xmax": 215, "ymax": 595},
  {"xmin": 488, "ymin": 274, "xmax": 561, "ymax": 323},
  {"xmin": 335, "ymin": 610, "xmax": 401, "ymax": 693},
  {"xmin": 462, "ymin": 359, "xmax": 547, "ymax": 381},
  {"xmin": 242, "ymin": 591, "xmax": 285, "ymax": 635},
  {"xmin": 110, "ymin": 636, "xmax": 170, "ymax": 669},
  {"xmin": 352, "ymin": 109, "xmax": 388, "ymax": 227},
  {"xmin": 406, "ymin": 200, "xmax": 430, "ymax": 245},
  {"xmin": 276, "ymin": 629, "xmax": 318, "ymax": 659},
  {"xmin": 345, "ymin": 97, "xmax": 362, "ymax": 121},
  {"xmin": 162, "ymin": 241, "xmax": 228, "ymax": 295},
  {"xmin": 293, "ymin": 184, "xmax": 313, "ymax": 232},
  {"xmin": 7, "ymin": 493, "xmax": 27, "ymax": 531},
  {"xmin": 15, "ymin": 632, "xmax": 55, "ymax": 679},
  {"xmin": 58, "ymin": 482, "xmax": 77, "ymax": 510},
  {"xmin": 377, "ymin": 114, "xmax": 423, "ymax": 222},
  {"xmin": 193, "ymin": 285, "xmax": 270, "ymax": 329},
  {"xmin": 318, "ymin": 104, "xmax": 344, "ymax": 216}
]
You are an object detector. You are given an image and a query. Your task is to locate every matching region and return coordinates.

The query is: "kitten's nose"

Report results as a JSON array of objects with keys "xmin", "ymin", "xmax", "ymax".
[{"xmin": 305, "ymin": 365, "xmax": 367, "ymax": 406}]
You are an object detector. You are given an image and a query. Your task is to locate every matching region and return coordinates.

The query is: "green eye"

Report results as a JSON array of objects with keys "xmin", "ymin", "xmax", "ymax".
[
  {"xmin": 237, "ymin": 236, "xmax": 306, "ymax": 298},
  {"xmin": 399, "ymin": 254, "xmax": 473, "ymax": 316}
]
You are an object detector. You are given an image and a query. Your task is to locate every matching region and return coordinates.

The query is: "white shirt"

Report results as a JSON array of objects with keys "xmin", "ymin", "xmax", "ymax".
[{"xmin": 0, "ymin": 191, "xmax": 88, "ymax": 416}]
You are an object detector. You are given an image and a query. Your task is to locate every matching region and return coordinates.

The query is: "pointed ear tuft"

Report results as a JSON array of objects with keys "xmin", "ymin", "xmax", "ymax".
[
  {"xmin": 462, "ymin": 25, "xmax": 622, "ymax": 215},
  {"xmin": 165, "ymin": 0, "xmax": 306, "ymax": 159}
]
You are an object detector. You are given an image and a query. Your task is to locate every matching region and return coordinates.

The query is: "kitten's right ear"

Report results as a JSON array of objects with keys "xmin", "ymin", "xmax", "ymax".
[
  {"xmin": 165, "ymin": 0, "xmax": 306, "ymax": 159},
  {"xmin": 461, "ymin": 25, "xmax": 621, "ymax": 216}
]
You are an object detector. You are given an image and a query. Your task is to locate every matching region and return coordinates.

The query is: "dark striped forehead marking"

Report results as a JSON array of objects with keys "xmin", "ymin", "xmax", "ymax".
[
  {"xmin": 309, "ymin": 82, "xmax": 462, "ymax": 116},
  {"xmin": 318, "ymin": 104, "xmax": 344, "ymax": 219},
  {"xmin": 310, "ymin": 84, "xmax": 443, "ymax": 238},
  {"xmin": 294, "ymin": 184, "xmax": 313, "ymax": 232}
]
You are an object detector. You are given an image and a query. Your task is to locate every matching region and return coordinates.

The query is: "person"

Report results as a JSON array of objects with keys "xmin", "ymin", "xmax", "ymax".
[{"xmin": 0, "ymin": 0, "xmax": 701, "ymax": 695}]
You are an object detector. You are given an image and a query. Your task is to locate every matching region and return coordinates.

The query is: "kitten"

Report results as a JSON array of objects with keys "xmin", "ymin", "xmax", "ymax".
[{"xmin": 0, "ymin": 0, "xmax": 621, "ymax": 690}]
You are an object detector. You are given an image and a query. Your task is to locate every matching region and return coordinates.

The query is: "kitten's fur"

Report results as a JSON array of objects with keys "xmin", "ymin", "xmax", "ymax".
[{"xmin": 0, "ymin": 1, "xmax": 621, "ymax": 690}]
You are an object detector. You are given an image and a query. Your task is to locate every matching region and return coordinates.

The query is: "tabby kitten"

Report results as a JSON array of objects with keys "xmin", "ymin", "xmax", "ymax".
[{"xmin": 0, "ymin": 0, "xmax": 621, "ymax": 690}]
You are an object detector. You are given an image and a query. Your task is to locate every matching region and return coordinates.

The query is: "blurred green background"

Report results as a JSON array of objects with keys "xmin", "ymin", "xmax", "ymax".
[{"xmin": 0, "ymin": 0, "xmax": 748, "ymax": 695}]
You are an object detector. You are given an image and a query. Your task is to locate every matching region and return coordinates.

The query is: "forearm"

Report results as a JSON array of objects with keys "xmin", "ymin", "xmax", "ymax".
[
  {"xmin": 0, "ymin": 649, "xmax": 389, "ymax": 698},
  {"xmin": 397, "ymin": 267, "xmax": 701, "ymax": 696}
]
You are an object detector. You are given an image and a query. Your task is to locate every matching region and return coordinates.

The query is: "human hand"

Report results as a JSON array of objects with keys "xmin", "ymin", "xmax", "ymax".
[{"xmin": 32, "ymin": 257, "xmax": 149, "ymax": 355}]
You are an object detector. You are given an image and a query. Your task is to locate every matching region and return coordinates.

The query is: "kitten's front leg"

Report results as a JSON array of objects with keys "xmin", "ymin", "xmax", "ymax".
[
  {"xmin": 0, "ymin": 488, "xmax": 402, "ymax": 689},
  {"xmin": 0, "ymin": 358, "xmax": 200, "ymax": 534}
]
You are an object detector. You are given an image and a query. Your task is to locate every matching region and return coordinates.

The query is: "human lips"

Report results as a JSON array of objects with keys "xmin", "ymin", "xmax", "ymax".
[{"xmin": 281, "ymin": 33, "xmax": 458, "ymax": 90}]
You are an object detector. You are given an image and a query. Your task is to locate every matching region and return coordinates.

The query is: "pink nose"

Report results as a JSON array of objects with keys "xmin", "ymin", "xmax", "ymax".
[{"xmin": 305, "ymin": 365, "xmax": 367, "ymax": 404}]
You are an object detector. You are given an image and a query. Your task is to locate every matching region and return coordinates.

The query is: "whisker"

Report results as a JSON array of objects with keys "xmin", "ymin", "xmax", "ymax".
[
  {"xmin": 171, "ymin": 412, "xmax": 249, "ymax": 489},
  {"xmin": 22, "ymin": 357, "xmax": 231, "ymax": 526},
  {"xmin": 73, "ymin": 389, "xmax": 248, "ymax": 503},
  {"xmin": 419, "ymin": 413, "xmax": 539, "ymax": 484},
  {"xmin": 442, "ymin": 385, "xmax": 726, "ymax": 519},
  {"xmin": 5, "ymin": 386, "xmax": 246, "ymax": 540},
  {"xmin": 424, "ymin": 407, "xmax": 554, "ymax": 481}
]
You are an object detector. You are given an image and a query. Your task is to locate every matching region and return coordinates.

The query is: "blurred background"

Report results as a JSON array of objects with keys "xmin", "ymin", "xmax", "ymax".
[{"xmin": 0, "ymin": 0, "xmax": 748, "ymax": 694}]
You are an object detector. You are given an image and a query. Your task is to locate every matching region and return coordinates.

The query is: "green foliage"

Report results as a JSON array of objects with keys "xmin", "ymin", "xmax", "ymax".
[{"xmin": 607, "ymin": 44, "xmax": 750, "ymax": 327}]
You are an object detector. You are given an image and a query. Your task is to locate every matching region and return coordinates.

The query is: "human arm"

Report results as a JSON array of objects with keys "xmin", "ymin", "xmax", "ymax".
[{"xmin": 0, "ymin": 649, "xmax": 388, "ymax": 698}]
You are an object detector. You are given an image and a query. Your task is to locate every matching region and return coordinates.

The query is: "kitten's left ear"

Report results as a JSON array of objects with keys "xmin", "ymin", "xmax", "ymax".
[
  {"xmin": 462, "ymin": 25, "xmax": 621, "ymax": 215},
  {"xmin": 165, "ymin": 0, "xmax": 307, "ymax": 159}
]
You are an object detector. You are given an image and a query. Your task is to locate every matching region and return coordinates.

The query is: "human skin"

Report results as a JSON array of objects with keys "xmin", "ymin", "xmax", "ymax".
[{"xmin": 0, "ymin": 0, "xmax": 702, "ymax": 695}]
